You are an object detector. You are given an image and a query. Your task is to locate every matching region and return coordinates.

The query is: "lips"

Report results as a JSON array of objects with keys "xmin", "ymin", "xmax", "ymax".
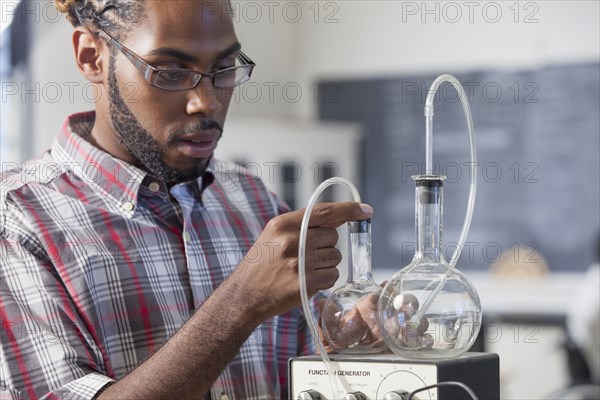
[{"xmin": 175, "ymin": 132, "xmax": 219, "ymax": 158}]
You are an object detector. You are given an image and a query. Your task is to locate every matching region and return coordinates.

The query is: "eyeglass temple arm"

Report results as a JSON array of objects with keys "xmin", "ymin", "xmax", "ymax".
[
  {"xmin": 238, "ymin": 51, "xmax": 255, "ymax": 66},
  {"xmin": 96, "ymin": 30, "xmax": 155, "ymax": 81}
]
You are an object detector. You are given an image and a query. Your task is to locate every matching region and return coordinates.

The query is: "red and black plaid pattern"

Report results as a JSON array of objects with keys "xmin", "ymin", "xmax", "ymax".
[{"xmin": 1, "ymin": 112, "xmax": 315, "ymax": 399}]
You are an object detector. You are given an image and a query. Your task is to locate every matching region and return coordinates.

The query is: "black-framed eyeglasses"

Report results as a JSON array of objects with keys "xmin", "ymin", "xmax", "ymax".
[{"xmin": 96, "ymin": 29, "xmax": 255, "ymax": 91}]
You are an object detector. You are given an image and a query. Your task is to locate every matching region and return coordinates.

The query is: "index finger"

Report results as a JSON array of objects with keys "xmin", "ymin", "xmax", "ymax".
[{"xmin": 294, "ymin": 202, "xmax": 374, "ymax": 229}]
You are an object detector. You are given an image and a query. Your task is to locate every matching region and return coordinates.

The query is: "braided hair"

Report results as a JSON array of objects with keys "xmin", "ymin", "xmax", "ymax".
[{"xmin": 54, "ymin": 0, "xmax": 145, "ymax": 38}]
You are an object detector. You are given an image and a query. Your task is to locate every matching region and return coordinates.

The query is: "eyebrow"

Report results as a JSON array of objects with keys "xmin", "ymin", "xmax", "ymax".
[{"xmin": 144, "ymin": 42, "xmax": 242, "ymax": 64}]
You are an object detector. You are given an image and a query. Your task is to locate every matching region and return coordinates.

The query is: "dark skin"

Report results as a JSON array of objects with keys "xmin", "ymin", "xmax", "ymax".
[
  {"xmin": 78, "ymin": 1, "xmax": 233, "ymax": 177},
  {"xmin": 70, "ymin": 1, "xmax": 374, "ymax": 398}
]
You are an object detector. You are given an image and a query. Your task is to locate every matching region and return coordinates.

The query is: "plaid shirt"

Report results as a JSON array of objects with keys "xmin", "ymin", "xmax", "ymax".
[{"xmin": 0, "ymin": 112, "xmax": 314, "ymax": 400}]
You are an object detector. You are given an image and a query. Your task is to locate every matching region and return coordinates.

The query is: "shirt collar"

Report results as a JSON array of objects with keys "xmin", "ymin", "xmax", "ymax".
[{"xmin": 52, "ymin": 111, "xmax": 215, "ymax": 215}]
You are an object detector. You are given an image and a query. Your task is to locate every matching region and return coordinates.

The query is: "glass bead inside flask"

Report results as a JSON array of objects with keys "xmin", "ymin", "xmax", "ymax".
[
  {"xmin": 378, "ymin": 175, "xmax": 482, "ymax": 359},
  {"xmin": 320, "ymin": 219, "xmax": 386, "ymax": 354}
]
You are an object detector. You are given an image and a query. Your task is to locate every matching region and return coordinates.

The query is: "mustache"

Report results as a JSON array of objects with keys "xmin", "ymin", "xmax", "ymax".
[{"xmin": 168, "ymin": 120, "xmax": 224, "ymax": 143}]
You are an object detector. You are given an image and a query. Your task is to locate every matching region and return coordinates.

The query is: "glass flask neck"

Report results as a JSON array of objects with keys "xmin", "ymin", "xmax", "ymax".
[
  {"xmin": 347, "ymin": 219, "xmax": 374, "ymax": 283},
  {"xmin": 414, "ymin": 176, "xmax": 444, "ymax": 263}
]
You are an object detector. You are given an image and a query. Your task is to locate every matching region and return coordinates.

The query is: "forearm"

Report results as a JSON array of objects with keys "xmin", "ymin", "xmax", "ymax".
[
  {"xmin": 98, "ymin": 276, "xmax": 259, "ymax": 400},
  {"xmin": 97, "ymin": 202, "xmax": 373, "ymax": 399}
]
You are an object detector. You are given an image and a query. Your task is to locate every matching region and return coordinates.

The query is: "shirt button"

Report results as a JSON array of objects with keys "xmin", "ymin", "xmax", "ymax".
[
  {"xmin": 220, "ymin": 394, "xmax": 230, "ymax": 400},
  {"xmin": 149, "ymin": 182, "xmax": 160, "ymax": 192},
  {"xmin": 183, "ymin": 232, "xmax": 191, "ymax": 242},
  {"xmin": 122, "ymin": 202, "xmax": 135, "ymax": 212}
]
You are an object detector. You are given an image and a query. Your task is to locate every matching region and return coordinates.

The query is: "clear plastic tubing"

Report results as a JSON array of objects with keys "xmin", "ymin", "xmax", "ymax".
[
  {"xmin": 298, "ymin": 177, "xmax": 361, "ymax": 398},
  {"xmin": 412, "ymin": 75, "xmax": 478, "ymax": 322},
  {"xmin": 298, "ymin": 74, "xmax": 477, "ymax": 394},
  {"xmin": 425, "ymin": 74, "xmax": 477, "ymax": 268}
]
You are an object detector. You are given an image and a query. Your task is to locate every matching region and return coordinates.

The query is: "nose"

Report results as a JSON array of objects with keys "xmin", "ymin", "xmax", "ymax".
[{"xmin": 185, "ymin": 76, "xmax": 223, "ymax": 116}]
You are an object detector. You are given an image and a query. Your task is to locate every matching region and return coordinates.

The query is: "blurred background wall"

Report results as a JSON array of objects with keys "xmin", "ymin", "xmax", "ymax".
[
  {"xmin": 3, "ymin": 1, "xmax": 599, "ymax": 155},
  {"xmin": 1, "ymin": 1, "xmax": 599, "ymax": 398}
]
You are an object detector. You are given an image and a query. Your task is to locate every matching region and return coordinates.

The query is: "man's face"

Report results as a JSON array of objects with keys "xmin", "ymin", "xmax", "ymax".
[{"xmin": 104, "ymin": 0, "xmax": 238, "ymax": 185}]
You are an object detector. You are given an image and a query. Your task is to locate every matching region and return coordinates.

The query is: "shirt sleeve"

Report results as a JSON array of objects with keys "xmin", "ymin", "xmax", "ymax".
[{"xmin": 0, "ymin": 237, "xmax": 115, "ymax": 400}]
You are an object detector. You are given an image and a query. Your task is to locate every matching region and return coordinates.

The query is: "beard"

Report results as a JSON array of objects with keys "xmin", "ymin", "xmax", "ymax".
[{"xmin": 107, "ymin": 55, "xmax": 222, "ymax": 186}]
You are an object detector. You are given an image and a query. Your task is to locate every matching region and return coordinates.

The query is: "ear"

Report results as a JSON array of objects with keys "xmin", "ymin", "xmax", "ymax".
[{"xmin": 73, "ymin": 27, "xmax": 106, "ymax": 83}]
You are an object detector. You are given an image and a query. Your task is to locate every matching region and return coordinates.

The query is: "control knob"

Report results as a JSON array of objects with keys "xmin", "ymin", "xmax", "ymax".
[
  {"xmin": 297, "ymin": 389, "xmax": 322, "ymax": 400},
  {"xmin": 383, "ymin": 390, "xmax": 410, "ymax": 400},
  {"xmin": 344, "ymin": 392, "xmax": 367, "ymax": 400}
]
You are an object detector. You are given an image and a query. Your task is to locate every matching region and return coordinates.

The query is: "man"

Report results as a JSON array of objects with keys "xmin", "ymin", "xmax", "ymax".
[{"xmin": 0, "ymin": 1, "xmax": 373, "ymax": 398}]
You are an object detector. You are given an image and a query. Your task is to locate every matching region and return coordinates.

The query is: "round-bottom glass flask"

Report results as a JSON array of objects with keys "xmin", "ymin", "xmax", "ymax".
[
  {"xmin": 378, "ymin": 175, "xmax": 481, "ymax": 359},
  {"xmin": 321, "ymin": 219, "xmax": 386, "ymax": 354}
]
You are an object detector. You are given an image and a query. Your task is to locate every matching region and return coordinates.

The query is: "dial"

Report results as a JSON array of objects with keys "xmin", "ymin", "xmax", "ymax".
[
  {"xmin": 297, "ymin": 389, "xmax": 322, "ymax": 400},
  {"xmin": 383, "ymin": 390, "xmax": 410, "ymax": 400},
  {"xmin": 344, "ymin": 392, "xmax": 367, "ymax": 400},
  {"xmin": 376, "ymin": 370, "xmax": 433, "ymax": 399}
]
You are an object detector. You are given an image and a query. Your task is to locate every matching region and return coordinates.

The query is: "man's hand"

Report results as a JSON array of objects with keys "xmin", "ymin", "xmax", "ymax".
[
  {"xmin": 99, "ymin": 201, "xmax": 373, "ymax": 400},
  {"xmin": 317, "ymin": 292, "xmax": 386, "ymax": 353},
  {"xmin": 232, "ymin": 202, "xmax": 373, "ymax": 322}
]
